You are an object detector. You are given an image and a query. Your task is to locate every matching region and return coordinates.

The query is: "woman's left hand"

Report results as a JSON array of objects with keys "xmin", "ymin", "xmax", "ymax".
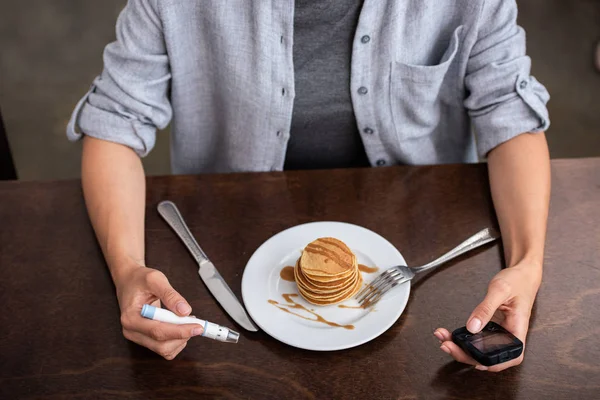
[{"xmin": 434, "ymin": 262, "xmax": 542, "ymax": 372}]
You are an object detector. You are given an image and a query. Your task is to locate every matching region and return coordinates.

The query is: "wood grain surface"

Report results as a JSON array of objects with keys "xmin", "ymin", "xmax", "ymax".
[{"xmin": 0, "ymin": 159, "xmax": 598, "ymax": 399}]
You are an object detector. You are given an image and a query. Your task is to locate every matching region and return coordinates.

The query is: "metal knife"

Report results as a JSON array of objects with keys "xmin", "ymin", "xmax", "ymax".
[{"xmin": 157, "ymin": 200, "xmax": 259, "ymax": 332}]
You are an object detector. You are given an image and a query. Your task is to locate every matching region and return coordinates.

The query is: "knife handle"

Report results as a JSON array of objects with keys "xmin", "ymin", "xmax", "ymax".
[{"xmin": 157, "ymin": 201, "xmax": 209, "ymax": 264}]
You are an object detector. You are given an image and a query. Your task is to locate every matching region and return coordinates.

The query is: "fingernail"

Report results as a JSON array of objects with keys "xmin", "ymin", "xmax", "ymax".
[
  {"xmin": 440, "ymin": 345, "xmax": 451, "ymax": 355},
  {"xmin": 176, "ymin": 302, "xmax": 191, "ymax": 315},
  {"xmin": 475, "ymin": 365, "xmax": 488, "ymax": 371},
  {"xmin": 467, "ymin": 318, "xmax": 482, "ymax": 333},
  {"xmin": 192, "ymin": 327, "xmax": 203, "ymax": 337},
  {"xmin": 433, "ymin": 331, "xmax": 444, "ymax": 341}
]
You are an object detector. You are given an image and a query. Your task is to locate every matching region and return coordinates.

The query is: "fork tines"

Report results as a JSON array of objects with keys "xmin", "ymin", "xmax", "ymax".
[{"xmin": 356, "ymin": 267, "xmax": 408, "ymax": 307}]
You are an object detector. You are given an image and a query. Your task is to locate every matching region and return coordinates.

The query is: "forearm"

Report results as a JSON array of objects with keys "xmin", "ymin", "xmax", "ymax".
[
  {"xmin": 487, "ymin": 132, "xmax": 550, "ymax": 276},
  {"xmin": 81, "ymin": 136, "xmax": 146, "ymax": 282}
]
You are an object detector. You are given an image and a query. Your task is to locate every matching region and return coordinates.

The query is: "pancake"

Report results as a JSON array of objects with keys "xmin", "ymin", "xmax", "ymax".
[
  {"xmin": 295, "ymin": 260, "xmax": 358, "ymax": 295},
  {"xmin": 300, "ymin": 238, "xmax": 356, "ymax": 277},
  {"xmin": 302, "ymin": 270, "xmax": 355, "ymax": 284},
  {"xmin": 299, "ymin": 273, "xmax": 362, "ymax": 301},
  {"xmin": 297, "ymin": 259, "xmax": 351, "ymax": 288},
  {"xmin": 297, "ymin": 273, "xmax": 363, "ymax": 306},
  {"xmin": 294, "ymin": 237, "xmax": 363, "ymax": 306}
]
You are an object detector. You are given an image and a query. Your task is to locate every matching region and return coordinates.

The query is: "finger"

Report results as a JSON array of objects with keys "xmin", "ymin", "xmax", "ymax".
[
  {"xmin": 487, "ymin": 354, "xmax": 524, "ymax": 372},
  {"xmin": 145, "ymin": 270, "xmax": 192, "ymax": 316},
  {"xmin": 440, "ymin": 341, "xmax": 483, "ymax": 368},
  {"xmin": 467, "ymin": 279, "xmax": 511, "ymax": 333},
  {"xmin": 434, "ymin": 328, "xmax": 452, "ymax": 342},
  {"xmin": 166, "ymin": 341, "xmax": 188, "ymax": 360},
  {"xmin": 122, "ymin": 312, "xmax": 203, "ymax": 340},
  {"xmin": 502, "ymin": 311, "xmax": 530, "ymax": 342},
  {"xmin": 436, "ymin": 327, "xmax": 523, "ymax": 372},
  {"xmin": 440, "ymin": 339, "xmax": 524, "ymax": 372},
  {"xmin": 164, "ymin": 342, "xmax": 188, "ymax": 361},
  {"xmin": 123, "ymin": 329, "xmax": 188, "ymax": 360}
]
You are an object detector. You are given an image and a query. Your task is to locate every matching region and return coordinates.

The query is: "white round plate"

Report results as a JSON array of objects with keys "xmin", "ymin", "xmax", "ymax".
[{"xmin": 241, "ymin": 221, "xmax": 410, "ymax": 351}]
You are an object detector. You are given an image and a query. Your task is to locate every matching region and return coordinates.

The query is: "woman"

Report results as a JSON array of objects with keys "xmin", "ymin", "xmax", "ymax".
[{"xmin": 68, "ymin": 0, "xmax": 550, "ymax": 370}]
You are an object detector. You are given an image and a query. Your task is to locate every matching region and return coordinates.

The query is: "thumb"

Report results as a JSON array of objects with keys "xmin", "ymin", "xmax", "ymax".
[
  {"xmin": 467, "ymin": 279, "xmax": 511, "ymax": 333},
  {"xmin": 146, "ymin": 271, "xmax": 192, "ymax": 316}
]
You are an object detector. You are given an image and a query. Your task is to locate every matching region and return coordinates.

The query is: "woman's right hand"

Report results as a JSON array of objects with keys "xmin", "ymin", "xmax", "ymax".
[
  {"xmin": 81, "ymin": 138, "xmax": 201, "ymax": 359},
  {"xmin": 114, "ymin": 263, "xmax": 203, "ymax": 360}
]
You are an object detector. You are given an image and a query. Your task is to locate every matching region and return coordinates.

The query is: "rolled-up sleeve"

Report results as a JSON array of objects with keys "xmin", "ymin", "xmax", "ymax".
[
  {"xmin": 464, "ymin": 0, "xmax": 550, "ymax": 158},
  {"xmin": 66, "ymin": 0, "xmax": 171, "ymax": 157}
]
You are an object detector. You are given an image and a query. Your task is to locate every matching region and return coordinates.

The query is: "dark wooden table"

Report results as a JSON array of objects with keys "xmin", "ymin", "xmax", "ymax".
[{"xmin": 1, "ymin": 159, "xmax": 599, "ymax": 399}]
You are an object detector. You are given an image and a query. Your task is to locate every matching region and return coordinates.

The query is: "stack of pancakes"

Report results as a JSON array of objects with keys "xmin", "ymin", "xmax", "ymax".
[{"xmin": 294, "ymin": 237, "xmax": 363, "ymax": 305}]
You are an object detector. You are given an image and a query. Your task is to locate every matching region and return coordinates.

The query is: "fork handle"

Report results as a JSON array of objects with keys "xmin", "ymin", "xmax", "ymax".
[{"xmin": 411, "ymin": 228, "xmax": 500, "ymax": 274}]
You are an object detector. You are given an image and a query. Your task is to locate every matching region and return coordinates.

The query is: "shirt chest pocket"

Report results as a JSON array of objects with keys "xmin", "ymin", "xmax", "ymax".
[{"xmin": 389, "ymin": 26, "xmax": 463, "ymax": 141}]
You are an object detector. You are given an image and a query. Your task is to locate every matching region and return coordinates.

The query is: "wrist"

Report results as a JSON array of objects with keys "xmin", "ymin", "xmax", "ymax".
[
  {"xmin": 509, "ymin": 254, "xmax": 543, "ymax": 270},
  {"xmin": 107, "ymin": 254, "xmax": 146, "ymax": 286},
  {"xmin": 510, "ymin": 258, "xmax": 543, "ymax": 290},
  {"xmin": 505, "ymin": 244, "xmax": 544, "ymax": 269}
]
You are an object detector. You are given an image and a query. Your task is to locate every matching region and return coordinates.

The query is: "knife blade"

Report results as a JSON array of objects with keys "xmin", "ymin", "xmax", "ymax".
[
  {"xmin": 197, "ymin": 260, "xmax": 259, "ymax": 332},
  {"xmin": 157, "ymin": 200, "xmax": 259, "ymax": 332}
]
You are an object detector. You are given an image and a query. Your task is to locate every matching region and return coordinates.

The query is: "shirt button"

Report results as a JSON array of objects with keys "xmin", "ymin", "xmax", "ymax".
[
  {"xmin": 519, "ymin": 80, "xmax": 528, "ymax": 90},
  {"xmin": 276, "ymin": 131, "xmax": 282, "ymax": 137},
  {"xmin": 376, "ymin": 159, "xmax": 386, "ymax": 166},
  {"xmin": 358, "ymin": 86, "xmax": 368, "ymax": 95},
  {"xmin": 361, "ymin": 35, "xmax": 371, "ymax": 44},
  {"xmin": 363, "ymin": 127, "xmax": 374, "ymax": 134}
]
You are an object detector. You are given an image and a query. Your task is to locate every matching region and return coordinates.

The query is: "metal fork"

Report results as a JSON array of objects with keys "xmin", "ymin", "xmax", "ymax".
[{"xmin": 357, "ymin": 227, "xmax": 500, "ymax": 307}]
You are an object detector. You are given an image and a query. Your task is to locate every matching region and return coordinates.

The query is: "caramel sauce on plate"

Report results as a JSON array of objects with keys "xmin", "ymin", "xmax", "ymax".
[
  {"xmin": 358, "ymin": 264, "xmax": 379, "ymax": 274},
  {"xmin": 268, "ymin": 294, "xmax": 355, "ymax": 330},
  {"xmin": 337, "ymin": 304, "xmax": 365, "ymax": 309},
  {"xmin": 279, "ymin": 266, "xmax": 296, "ymax": 282}
]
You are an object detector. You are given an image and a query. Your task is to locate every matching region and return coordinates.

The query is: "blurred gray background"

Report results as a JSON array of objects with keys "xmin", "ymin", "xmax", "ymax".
[{"xmin": 1, "ymin": 0, "xmax": 599, "ymax": 181}]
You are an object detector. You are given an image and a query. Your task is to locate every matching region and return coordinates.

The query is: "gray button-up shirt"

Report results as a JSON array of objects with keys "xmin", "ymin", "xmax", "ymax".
[{"xmin": 67, "ymin": 0, "xmax": 550, "ymax": 174}]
